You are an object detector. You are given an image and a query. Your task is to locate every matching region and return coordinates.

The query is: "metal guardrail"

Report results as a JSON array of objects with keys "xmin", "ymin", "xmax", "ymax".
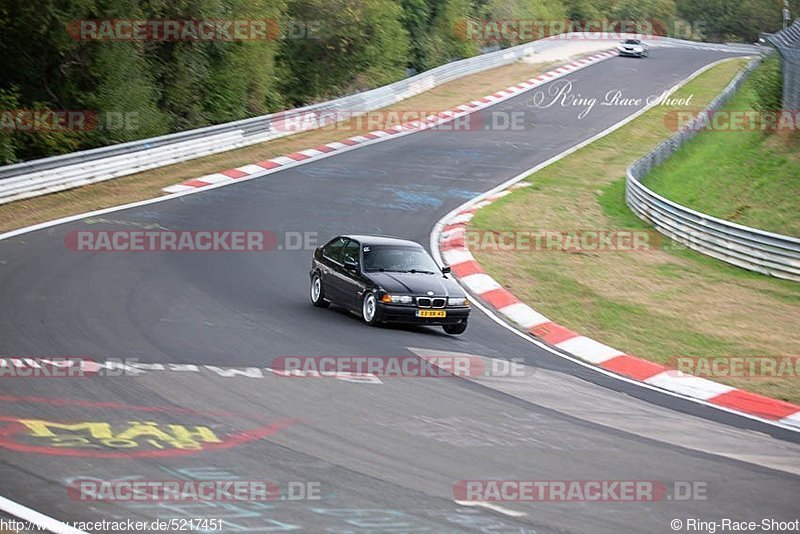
[
  {"xmin": 626, "ymin": 57, "xmax": 800, "ymax": 282},
  {"xmin": 0, "ymin": 34, "xmax": 759, "ymax": 205},
  {"xmin": 766, "ymin": 18, "xmax": 800, "ymax": 111}
]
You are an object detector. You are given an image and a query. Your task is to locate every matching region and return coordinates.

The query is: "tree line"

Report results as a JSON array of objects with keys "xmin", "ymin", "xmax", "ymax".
[{"xmin": 0, "ymin": 0, "xmax": 794, "ymax": 163}]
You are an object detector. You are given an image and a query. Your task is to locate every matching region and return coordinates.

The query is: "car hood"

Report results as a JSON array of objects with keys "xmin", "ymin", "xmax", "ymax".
[{"xmin": 365, "ymin": 272, "xmax": 465, "ymax": 297}]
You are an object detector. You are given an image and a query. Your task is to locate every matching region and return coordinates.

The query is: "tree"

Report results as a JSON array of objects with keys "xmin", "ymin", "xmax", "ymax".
[
  {"xmin": 482, "ymin": 0, "xmax": 566, "ymax": 44},
  {"xmin": 201, "ymin": 0, "xmax": 286, "ymax": 121},
  {"xmin": 0, "ymin": 0, "xmax": 793, "ymax": 162},
  {"xmin": 277, "ymin": 0, "xmax": 410, "ymax": 104},
  {"xmin": 399, "ymin": 0, "xmax": 433, "ymax": 72},
  {"xmin": 675, "ymin": 0, "xmax": 740, "ymax": 41},
  {"xmin": 82, "ymin": 42, "xmax": 168, "ymax": 145}
]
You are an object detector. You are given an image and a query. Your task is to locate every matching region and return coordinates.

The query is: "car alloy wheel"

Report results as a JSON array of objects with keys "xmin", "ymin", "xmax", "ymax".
[
  {"xmin": 362, "ymin": 293, "xmax": 379, "ymax": 325},
  {"xmin": 310, "ymin": 274, "xmax": 329, "ymax": 308}
]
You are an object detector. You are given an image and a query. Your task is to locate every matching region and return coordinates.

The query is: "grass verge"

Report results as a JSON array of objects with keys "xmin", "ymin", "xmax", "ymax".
[
  {"xmin": 470, "ymin": 57, "xmax": 800, "ymax": 404},
  {"xmin": 0, "ymin": 57, "xmax": 570, "ymax": 234},
  {"xmin": 642, "ymin": 64, "xmax": 800, "ymax": 236}
]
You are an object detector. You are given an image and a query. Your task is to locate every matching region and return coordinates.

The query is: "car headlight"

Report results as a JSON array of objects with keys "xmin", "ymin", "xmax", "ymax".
[
  {"xmin": 633, "ymin": 46, "xmax": 643, "ymax": 52},
  {"xmin": 448, "ymin": 297, "xmax": 470, "ymax": 306},
  {"xmin": 380, "ymin": 294, "xmax": 413, "ymax": 304}
]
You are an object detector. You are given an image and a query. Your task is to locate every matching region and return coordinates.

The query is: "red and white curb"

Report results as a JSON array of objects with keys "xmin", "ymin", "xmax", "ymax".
[
  {"xmin": 436, "ymin": 185, "xmax": 800, "ymax": 430},
  {"xmin": 163, "ymin": 51, "xmax": 617, "ymax": 194}
]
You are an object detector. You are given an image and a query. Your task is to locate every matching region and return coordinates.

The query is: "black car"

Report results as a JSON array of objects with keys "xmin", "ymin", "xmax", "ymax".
[{"xmin": 309, "ymin": 235, "xmax": 471, "ymax": 334}]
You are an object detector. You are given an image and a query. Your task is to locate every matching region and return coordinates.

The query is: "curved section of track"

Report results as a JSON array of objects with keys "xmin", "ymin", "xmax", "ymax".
[{"xmin": 1, "ymin": 48, "xmax": 798, "ymax": 533}]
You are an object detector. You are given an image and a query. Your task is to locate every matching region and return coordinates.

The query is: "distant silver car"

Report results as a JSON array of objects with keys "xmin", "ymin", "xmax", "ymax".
[{"xmin": 617, "ymin": 39, "xmax": 649, "ymax": 58}]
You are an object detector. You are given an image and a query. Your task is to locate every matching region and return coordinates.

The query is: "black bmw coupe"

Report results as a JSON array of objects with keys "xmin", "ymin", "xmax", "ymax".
[{"xmin": 309, "ymin": 235, "xmax": 471, "ymax": 334}]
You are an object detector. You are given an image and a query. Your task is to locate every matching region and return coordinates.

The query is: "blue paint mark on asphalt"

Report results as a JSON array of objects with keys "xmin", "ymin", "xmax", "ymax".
[
  {"xmin": 345, "ymin": 185, "xmax": 482, "ymax": 212},
  {"xmin": 445, "ymin": 188, "xmax": 484, "ymax": 199},
  {"xmin": 295, "ymin": 165, "xmax": 388, "ymax": 179},
  {"xmin": 394, "ymin": 191, "xmax": 442, "ymax": 209}
]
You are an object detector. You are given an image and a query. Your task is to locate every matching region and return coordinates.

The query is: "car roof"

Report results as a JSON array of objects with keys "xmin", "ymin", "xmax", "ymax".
[{"xmin": 342, "ymin": 234, "xmax": 424, "ymax": 248}]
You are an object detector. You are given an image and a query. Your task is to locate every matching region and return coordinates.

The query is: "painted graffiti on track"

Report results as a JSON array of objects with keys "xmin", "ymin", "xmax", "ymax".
[{"xmin": 0, "ymin": 396, "xmax": 294, "ymax": 458}]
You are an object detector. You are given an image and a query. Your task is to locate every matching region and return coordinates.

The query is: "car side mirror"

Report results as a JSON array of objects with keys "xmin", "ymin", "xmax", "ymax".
[
  {"xmin": 441, "ymin": 266, "xmax": 451, "ymax": 274},
  {"xmin": 344, "ymin": 258, "xmax": 359, "ymax": 271}
]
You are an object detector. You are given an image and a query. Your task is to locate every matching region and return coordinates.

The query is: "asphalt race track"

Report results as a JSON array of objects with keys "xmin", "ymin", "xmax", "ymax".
[{"xmin": 1, "ymin": 48, "xmax": 798, "ymax": 533}]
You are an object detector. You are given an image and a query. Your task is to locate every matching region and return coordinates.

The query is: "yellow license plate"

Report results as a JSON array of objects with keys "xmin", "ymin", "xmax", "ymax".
[{"xmin": 417, "ymin": 310, "xmax": 446, "ymax": 318}]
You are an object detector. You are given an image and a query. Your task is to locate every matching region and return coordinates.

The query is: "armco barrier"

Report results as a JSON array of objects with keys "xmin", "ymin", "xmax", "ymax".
[
  {"xmin": 626, "ymin": 57, "xmax": 800, "ymax": 282},
  {"xmin": 0, "ymin": 35, "xmax": 759, "ymax": 204}
]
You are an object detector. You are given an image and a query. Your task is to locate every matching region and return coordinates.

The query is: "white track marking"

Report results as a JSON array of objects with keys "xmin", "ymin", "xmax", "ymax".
[
  {"xmin": 195, "ymin": 173, "xmax": 231, "ymax": 184},
  {"xmin": 430, "ymin": 57, "xmax": 800, "ymax": 434},
  {"xmin": 498, "ymin": 302, "xmax": 550, "ymax": 329},
  {"xmin": 454, "ymin": 500, "xmax": 527, "ymax": 518},
  {"xmin": 0, "ymin": 52, "xmax": 769, "ymax": 534},
  {"xmin": 441, "ymin": 248, "xmax": 474, "ymax": 266},
  {"xmin": 554, "ymin": 336, "xmax": 625, "ymax": 364},
  {"xmin": 0, "ymin": 496, "xmax": 88, "ymax": 534},
  {"xmin": 236, "ymin": 164, "xmax": 267, "ymax": 175},
  {"xmin": 161, "ymin": 184, "xmax": 195, "ymax": 194},
  {"xmin": 0, "ymin": 54, "xmax": 624, "ymax": 534},
  {"xmin": 460, "ymin": 273, "xmax": 502, "ymax": 294},
  {"xmin": 644, "ymin": 372, "xmax": 735, "ymax": 400},
  {"xmin": 269, "ymin": 155, "xmax": 297, "ymax": 165}
]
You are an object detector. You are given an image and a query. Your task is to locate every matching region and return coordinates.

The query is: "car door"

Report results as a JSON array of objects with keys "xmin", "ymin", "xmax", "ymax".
[
  {"xmin": 318, "ymin": 237, "xmax": 348, "ymax": 303},
  {"xmin": 338, "ymin": 239, "xmax": 365, "ymax": 310}
]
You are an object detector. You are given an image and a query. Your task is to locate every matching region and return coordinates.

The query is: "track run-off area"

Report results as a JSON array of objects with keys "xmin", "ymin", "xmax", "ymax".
[{"xmin": 0, "ymin": 47, "xmax": 798, "ymax": 533}]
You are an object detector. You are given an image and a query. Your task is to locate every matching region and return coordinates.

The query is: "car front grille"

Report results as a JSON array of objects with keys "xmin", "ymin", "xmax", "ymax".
[{"xmin": 417, "ymin": 297, "xmax": 446, "ymax": 308}]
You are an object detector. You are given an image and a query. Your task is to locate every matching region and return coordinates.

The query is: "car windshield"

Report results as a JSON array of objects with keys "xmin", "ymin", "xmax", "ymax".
[
  {"xmin": 362, "ymin": 245, "xmax": 440, "ymax": 273},
  {"xmin": 624, "ymin": 39, "xmax": 641, "ymax": 45}
]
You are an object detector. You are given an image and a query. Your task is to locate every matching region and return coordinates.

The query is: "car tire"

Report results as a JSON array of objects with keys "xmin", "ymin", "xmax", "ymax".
[
  {"xmin": 310, "ymin": 273, "xmax": 330, "ymax": 308},
  {"xmin": 362, "ymin": 293, "xmax": 380, "ymax": 325},
  {"xmin": 442, "ymin": 322, "xmax": 467, "ymax": 335}
]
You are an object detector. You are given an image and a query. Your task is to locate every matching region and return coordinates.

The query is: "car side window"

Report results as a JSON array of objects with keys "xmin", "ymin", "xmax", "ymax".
[
  {"xmin": 322, "ymin": 237, "xmax": 347, "ymax": 264},
  {"xmin": 341, "ymin": 240, "xmax": 361, "ymax": 266}
]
